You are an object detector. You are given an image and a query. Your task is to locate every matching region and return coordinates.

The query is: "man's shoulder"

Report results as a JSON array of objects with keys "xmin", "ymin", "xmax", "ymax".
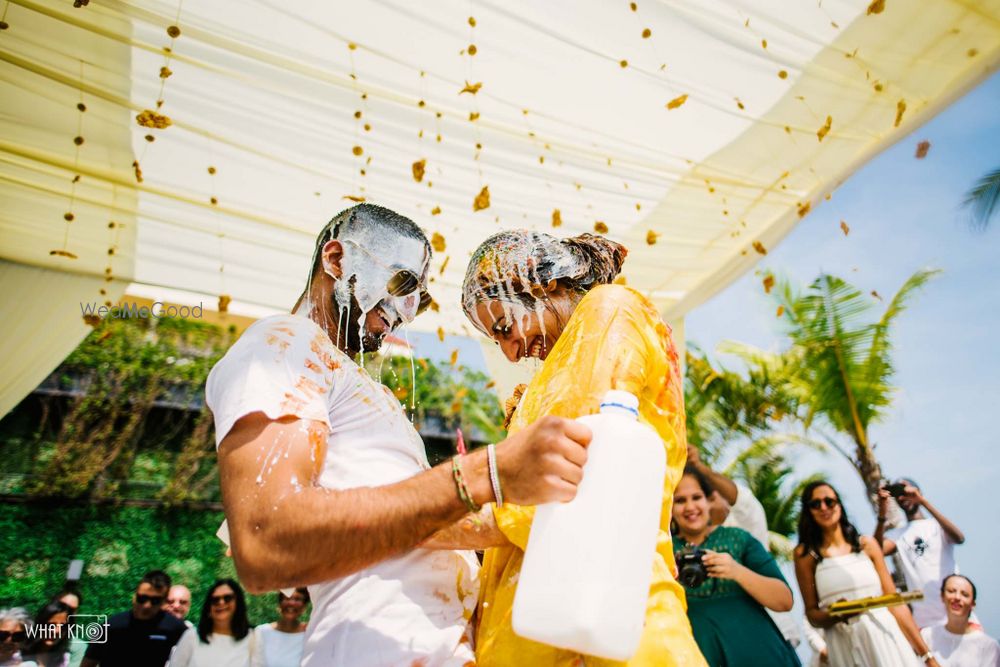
[
  {"xmin": 106, "ymin": 610, "xmax": 134, "ymax": 629},
  {"xmin": 154, "ymin": 612, "xmax": 188, "ymax": 634}
]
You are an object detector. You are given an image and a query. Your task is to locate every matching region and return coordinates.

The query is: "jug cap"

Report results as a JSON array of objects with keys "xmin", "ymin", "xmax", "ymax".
[{"xmin": 600, "ymin": 390, "xmax": 639, "ymax": 416}]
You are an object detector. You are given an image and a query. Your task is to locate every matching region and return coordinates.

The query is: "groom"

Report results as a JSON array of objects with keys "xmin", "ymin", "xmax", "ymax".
[{"xmin": 208, "ymin": 204, "xmax": 591, "ymax": 665}]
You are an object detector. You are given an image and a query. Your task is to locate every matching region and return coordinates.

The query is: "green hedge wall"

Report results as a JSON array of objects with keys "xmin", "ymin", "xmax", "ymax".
[{"xmin": 0, "ymin": 502, "xmax": 288, "ymax": 626}]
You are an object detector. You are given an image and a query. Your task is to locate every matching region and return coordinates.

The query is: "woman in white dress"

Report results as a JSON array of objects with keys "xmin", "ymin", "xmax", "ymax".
[
  {"xmin": 794, "ymin": 482, "xmax": 939, "ymax": 667},
  {"xmin": 251, "ymin": 588, "xmax": 308, "ymax": 667},
  {"xmin": 921, "ymin": 574, "xmax": 1000, "ymax": 666},
  {"xmin": 169, "ymin": 579, "xmax": 253, "ymax": 667}
]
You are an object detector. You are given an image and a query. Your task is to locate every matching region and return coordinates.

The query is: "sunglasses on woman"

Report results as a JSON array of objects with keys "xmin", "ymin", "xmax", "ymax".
[
  {"xmin": 808, "ymin": 497, "xmax": 839, "ymax": 510},
  {"xmin": 210, "ymin": 593, "xmax": 236, "ymax": 605},
  {"xmin": 0, "ymin": 630, "xmax": 27, "ymax": 643}
]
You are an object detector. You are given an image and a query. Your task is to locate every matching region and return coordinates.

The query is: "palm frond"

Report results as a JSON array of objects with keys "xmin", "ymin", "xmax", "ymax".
[{"xmin": 962, "ymin": 167, "xmax": 1000, "ymax": 231}]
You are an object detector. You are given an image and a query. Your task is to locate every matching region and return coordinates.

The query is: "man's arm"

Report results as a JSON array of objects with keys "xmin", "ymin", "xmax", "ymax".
[
  {"xmin": 874, "ymin": 489, "xmax": 897, "ymax": 554},
  {"xmin": 904, "ymin": 485, "xmax": 964, "ymax": 544},
  {"xmin": 686, "ymin": 445, "xmax": 738, "ymax": 505},
  {"xmin": 420, "ymin": 506, "xmax": 509, "ymax": 550},
  {"xmin": 220, "ymin": 412, "xmax": 590, "ymax": 593}
]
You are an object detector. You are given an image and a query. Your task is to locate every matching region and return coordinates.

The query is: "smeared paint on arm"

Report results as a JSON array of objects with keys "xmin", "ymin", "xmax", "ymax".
[{"xmin": 419, "ymin": 506, "xmax": 509, "ymax": 550}]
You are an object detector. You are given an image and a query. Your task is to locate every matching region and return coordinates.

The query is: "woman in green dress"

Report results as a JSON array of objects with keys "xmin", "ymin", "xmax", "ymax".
[{"xmin": 672, "ymin": 466, "xmax": 801, "ymax": 667}]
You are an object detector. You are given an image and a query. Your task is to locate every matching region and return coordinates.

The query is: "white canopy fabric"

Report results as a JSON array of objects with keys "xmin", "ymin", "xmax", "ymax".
[{"xmin": 2, "ymin": 0, "xmax": 999, "ymax": 415}]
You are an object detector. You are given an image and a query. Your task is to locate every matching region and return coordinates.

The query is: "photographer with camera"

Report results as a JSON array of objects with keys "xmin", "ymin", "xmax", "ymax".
[
  {"xmin": 672, "ymin": 466, "xmax": 799, "ymax": 666},
  {"xmin": 876, "ymin": 479, "xmax": 966, "ymax": 629}
]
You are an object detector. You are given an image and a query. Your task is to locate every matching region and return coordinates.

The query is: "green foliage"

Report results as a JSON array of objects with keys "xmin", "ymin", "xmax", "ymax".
[
  {"xmin": 0, "ymin": 503, "xmax": 285, "ymax": 626},
  {"xmin": 962, "ymin": 166, "xmax": 1000, "ymax": 231}
]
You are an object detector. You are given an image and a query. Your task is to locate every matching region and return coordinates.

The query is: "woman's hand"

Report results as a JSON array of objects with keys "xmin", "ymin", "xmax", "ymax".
[
  {"xmin": 877, "ymin": 489, "xmax": 891, "ymax": 517},
  {"xmin": 702, "ymin": 550, "xmax": 746, "ymax": 581}
]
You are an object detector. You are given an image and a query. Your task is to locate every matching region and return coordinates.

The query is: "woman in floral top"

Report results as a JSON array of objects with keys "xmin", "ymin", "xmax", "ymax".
[{"xmin": 672, "ymin": 466, "xmax": 800, "ymax": 667}]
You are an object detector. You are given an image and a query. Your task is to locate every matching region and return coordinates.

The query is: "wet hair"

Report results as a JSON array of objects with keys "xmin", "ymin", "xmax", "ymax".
[
  {"xmin": 140, "ymin": 570, "xmax": 171, "ymax": 592},
  {"xmin": 307, "ymin": 204, "xmax": 430, "ymax": 281},
  {"xmin": 22, "ymin": 601, "xmax": 71, "ymax": 664},
  {"xmin": 197, "ymin": 579, "xmax": 250, "ymax": 643},
  {"xmin": 461, "ymin": 230, "xmax": 627, "ymax": 321},
  {"xmin": 796, "ymin": 481, "xmax": 861, "ymax": 561},
  {"xmin": 681, "ymin": 464, "xmax": 714, "ymax": 497},
  {"xmin": 278, "ymin": 587, "xmax": 310, "ymax": 604},
  {"xmin": 941, "ymin": 574, "xmax": 977, "ymax": 602}
]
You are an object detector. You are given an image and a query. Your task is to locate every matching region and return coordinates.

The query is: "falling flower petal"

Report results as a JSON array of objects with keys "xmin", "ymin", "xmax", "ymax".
[
  {"xmin": 50, "ymin": 249, "xmax": 78, "ymax": 259},
  {"xmin": 735, "ymin": 98, "xmax": 745, "ymax": 110},
  {"xmin": 642, "ymin": 28, "xmax": 651, "ymax": 38},
  {"xmin": 468, "ymin": 16, "xmax": 476, "ymax": 27},
  {"xmin": 594, "ymin": 221, "xmax": 609, "ymax": 234},
  {"xmin": 437, "ymin": 327, "xmax": 445, "ymax": 342},
  {"xmin": 619, "ymin": 60, "xmax": 628, "ymax": 68},
  {"xmin": 613, "ymin": 275, "xmax": 628, "ymax": 285},
  {"xmin": 776, "ymin": 305, "xmax": 785, "ymax": 317},
  {"xmin": 166, "ymin": 25, "xmax": 181, "ymax": 38},
  {"xmin": 468, "ymin": 44, "xmax": 478, "ymax": 56},
  {"xmin": 412, "ymin": 159, "xmax": 426, "ymax": 182},
  {"xmin": 485, "ymin": 380, "xmax": 496, "ymax": 389},
  {"xmin": 763, "ymin": 274, "xmax": 775, "ymax": 293},
  {"xmin": 646, "ymin": 230, "xmax": 659, "ymax": 245},
  {"xmin": 73, "ymin": 136, "xmax": 84, "ymax": 146},
  {"xmin": 135, "ymin": 109, "xmax": 172, "ymax": 129},
  {"xmin": 752, "ymin": 241, "xmax": 768, "ymax": 255},
  {"xmin": 207, "ymin": 166, "xmax": 216, "ymax": 175},
  {"xmin": 915, "ymin": 140, "xmax": 931, "ymax": 158},
  {"xmin": 159, "ymin": 66, "xmax": 172, "ymax": 79},
  {"xmin": 469, "ymin": 112, "xmax": 480, "ymax": 121},
  {"xmin": 840, "ymin": 220, "xmax": 850, "ymax": 235},
  {"xmin": 63, "ymin": 212, "xmax": 75, "ymax": 221},
  {"xmin": 431, "ymin": 206, "xmax": 442, "ymax": 216},
  {"xmin": 132, "ymin": 160, "xmax": 143, "ymax": 183},
  {"xmin": 473, "ymin": 186, "xmax": 490, "ymax": 211},
  {"xmin": 817, "ymin": 116, "xmax": 833, "ymax": 142},
  {"xmin": 431, "ymin": 232, "xmax": 446, "ymax": 253},
  {"xmin": 778, "ymin": 70, "xmax": 788, "ymax": 79},
  {"xmin": 460, "ymin": 81, "xmax": 483, "ymax": 95},
  {"xmin": 871, "ymin": 290, "xmax": 882, "ymax": 300},
  {"xmin": 866, "ymin": 0, "xmax": 885, "ymax": 15},
  {"xmin": 343, "ymin": 195, "xmax": 366, "ymax": 202},
  {"xmin": 450, "ymin": 349, "xmax": 459, "ymax": 366},
  {"xmin": 666, "ymin": 94, "xmax": 689, "ymax": 110},
  {"xmin": 894, "ymin": 99, "xmax": 906, "ymax": 127},
  {"xmin": 761, "ymin": 39, "xmax": 768, "ymax": 49},
  {"xmin": 218, "ymin": 294, "xmax": 231, "ymax": 312},
  {"xmin": 440, "ymin": 255, "xmax": 450, "ymax": 274},
  {"xmin": 552, "ymin": 209, "xmax": 562, "ymax": 228}
]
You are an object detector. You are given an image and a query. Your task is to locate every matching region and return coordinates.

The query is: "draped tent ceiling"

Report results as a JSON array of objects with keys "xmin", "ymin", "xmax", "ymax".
[{"xmin": 1, "ymin": 0, "xmax": 999, "ymax": 415}]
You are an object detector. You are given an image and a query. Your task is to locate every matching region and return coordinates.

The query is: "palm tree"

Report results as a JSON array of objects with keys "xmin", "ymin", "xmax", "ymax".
[
  {"xmin": 770, "ymin": 269, "xmax": 939, "ymax": 505},
  {"xmin": 962, "ymin": 166, "xmax": 1000, "ymax": 231}
]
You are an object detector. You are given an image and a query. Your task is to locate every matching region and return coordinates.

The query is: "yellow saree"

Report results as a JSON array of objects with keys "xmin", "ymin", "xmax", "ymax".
[{"xmin": 475, "ymin": 284, "xmax": 706, "ymax": 667}]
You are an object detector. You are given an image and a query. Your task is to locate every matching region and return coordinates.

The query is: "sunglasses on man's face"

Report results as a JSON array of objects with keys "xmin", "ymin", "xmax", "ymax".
[
  {"xmin": 135, "ymin": 594, "xmax": 164, "ymax": 606},
  {"xmin": 0, "ymin": 630, "xmax": 27, "ymax": 643},
  {"xmin": 210, "ymin": 594, "xmax": 236, "ymax": 606},
  {"xmin": 808, "ymin": 497, "xmax": 839, "ymax": 510},
  {"xmin": 342, "ymin": 239, "xmax": 430, "ymax": 309}
]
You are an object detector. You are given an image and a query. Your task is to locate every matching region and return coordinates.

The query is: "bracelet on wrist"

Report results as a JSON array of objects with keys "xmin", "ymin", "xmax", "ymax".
[
  {"xmin": 919, "ymin": 651, "xmax": 934, "ymax": 663},
  {"xmin": 451, "ymin": 455, "xmax": 482, "ymax": 513},
  {"xmin": 487, "ymin": 443, "xmax": 504, "ymax": 508}
]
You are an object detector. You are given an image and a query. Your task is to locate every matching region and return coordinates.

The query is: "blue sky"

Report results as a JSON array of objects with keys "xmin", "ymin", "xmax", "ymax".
[{"xmin": 685, "ymin": 70, "xmax": 1000, "ymax": 630}]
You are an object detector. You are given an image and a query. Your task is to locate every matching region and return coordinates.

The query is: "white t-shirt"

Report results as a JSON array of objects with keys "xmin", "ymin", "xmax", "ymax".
[
  {"xmin": 888, "ymin": 519, "xmax": 957, "ymax": 627},
  {"xmin": 206, "ymin": 314, "xmax": 479, "ymax": 667},
  {"xmin": 921, "ymin": 625, "xmax": 1000, "ymax": 666},
  {"xmin": 167, "ymin": 629, "xmax": 252, "ymax": 667},
  {"xmin": 250, "ymin": 624, "xmax": 305, "ymax": 667}
]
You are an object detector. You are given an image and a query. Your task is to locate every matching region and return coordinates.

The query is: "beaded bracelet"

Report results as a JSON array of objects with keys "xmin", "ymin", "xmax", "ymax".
[
  {"xmin": 451, "ymin": 455, "xmax": 481, "ymax": 513},
  {"xmin": 487, "ymin": 443, "xmax": 504, "ymax": 508}
]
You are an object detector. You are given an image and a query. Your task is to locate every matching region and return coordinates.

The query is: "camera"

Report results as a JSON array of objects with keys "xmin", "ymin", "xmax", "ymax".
[
  {"xmin": 676, "ymin": 547, "xmax": 708, "ymax": 589},
  {"xmin": 884, "ymin": 482, "xmax": 907, "ymax": 499}
]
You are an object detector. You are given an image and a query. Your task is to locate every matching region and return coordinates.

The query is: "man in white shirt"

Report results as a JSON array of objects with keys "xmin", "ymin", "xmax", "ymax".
[
  {"xmin": 684, "ymin": 446, "xmax": 802, "ymax": 646},
  {"xmin": 209, "ymin": 204, "xmax": 592, "ymax": 666},
  {"xmin": 876, "ymin": 478, "xmax": 966, "ymax": 628}
]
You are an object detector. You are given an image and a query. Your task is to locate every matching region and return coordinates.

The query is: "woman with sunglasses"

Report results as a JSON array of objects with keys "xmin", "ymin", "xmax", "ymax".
[
  {"xmin": 671, "ymin": 466, "xmax": 799, "ymax": 667},
  {"xmin": 794, "ymin": 482, "xmax": 939, "ymax": 667},
  {"xmin": 168, "ymin": 580, "xmax": 252, "ymax": 667},
  {"xmin": 250, "ymin": 588, "xmax": 309, "ymax": 667},
  {"xmin": 0, "ymin": 607, "xmax": 35, "ymax": 667},
  {"xmin": 447, "ymin": 229, "xmax": 706, "ymax": 666}
]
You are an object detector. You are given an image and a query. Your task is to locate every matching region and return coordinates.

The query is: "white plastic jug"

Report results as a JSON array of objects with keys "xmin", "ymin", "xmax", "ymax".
[{"xmin": 511, "ymin": 390, "xmax": 666, "ymax": 660}]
